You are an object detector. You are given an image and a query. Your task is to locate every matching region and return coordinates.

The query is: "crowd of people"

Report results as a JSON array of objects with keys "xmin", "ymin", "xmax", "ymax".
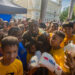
[{"xmin": 0, "ymin": 18, "xmax": 75, "ymax": 75}]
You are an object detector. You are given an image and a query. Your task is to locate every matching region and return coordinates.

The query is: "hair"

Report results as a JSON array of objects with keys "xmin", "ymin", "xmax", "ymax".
[
  {"xmin": 0, "ymin": 33, "xmax": 7, "ymax": 41},
  {"xmin": 53, "ymin": 30, "xmax": 65, "ymax": 39},
  {"xmin": 1, "ymin": 36, "xmax": 19, "ymax": 50},
  {"xmin": 28, "ymin": 40, "xmax": 37, "ymax": 49},
  {"xmin": 62, "ymin": 22, "xmax": 73, "ymax": 28},
  {"xmin": 37, "ymin": 33, "xmax": 51, "ymax": 52},
  {"xmin": 18, "ymin": 24, "xmax": 25, "ymax": 34},
  {"xmin": 9, "ymin": 21, "xmax": 15, "ymax": 25},
  {"xmin": 18, "ymin": 24, "xmax": 24, "ymax": 30},
  {"xmin": 28, "ymin": 19, "xmax": 38, "ymax": 28},
  {"xmin": 22, "ymin": 31, "xmax": 32, "ymax": 41},
  {"xmin": 51, "ymin": 22, "xmax": 58, "ymax": 27},
  {"xmin": 8, "ymin": 26, "xmax": 21, "ymax": 37},
  {"xmin": 22, "ymin": 31, "xmax": 33, "ymax": 48}
]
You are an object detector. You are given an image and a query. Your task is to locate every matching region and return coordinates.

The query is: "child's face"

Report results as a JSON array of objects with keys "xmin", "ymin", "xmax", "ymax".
[
  {"xmin": 30, "ymin": 45, "xmax": 36, "ymax": 53},
  {"xmin": 50, "ymin": 24, "xmax": 58, "ymax": 32},
  {"xmin": 63, "ymin": 27, "xmax": 73, "ymax": 36},
  {"xmin": 2, "ymin": 45, "xmax": 18, "ymax": 65},
  {"xmin": 29, "ymin": 25, "xmax": 39, "ymax": 36},
  {"xmin": 50, "ymin": 34, "xmax": 62, "ymax": 48}
]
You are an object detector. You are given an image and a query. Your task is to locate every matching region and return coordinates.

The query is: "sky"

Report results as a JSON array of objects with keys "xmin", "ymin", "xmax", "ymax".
[
  {"xmin": 52, "ymin": 0, "xmax": 71, "ymax": 11},
  {"xmin": 62, "ymin": 0, "xmax": 71, "ymax": 11}
]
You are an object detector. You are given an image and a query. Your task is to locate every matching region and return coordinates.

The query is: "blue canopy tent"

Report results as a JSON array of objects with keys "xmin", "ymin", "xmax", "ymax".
[
  {"xmin": 0, "ymin": 14, "xmax": 12, "ymax": 22},
  {"xmin": 0, "ymin": 0, "xmax": 27, "ymax": 22}
]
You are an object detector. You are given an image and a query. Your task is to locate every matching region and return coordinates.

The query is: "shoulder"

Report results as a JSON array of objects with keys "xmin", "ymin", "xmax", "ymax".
[
  {"xmin": 72, "ymin": 34, "xmax": 75, "ymax": 38},
  {"xmin": 14, "ymin": 59, "xmax": 23, "ymax": 66},
  {"xmin": 72, "ymin": 35, "xmax": 75, "ymax": 41},
  {"xmin": 58, "ymin": 48, "xmax": 65, "ymax": 54},
  {"xmin": 14, "ymin": 59, "xmax": 23, "ymax": 73}
]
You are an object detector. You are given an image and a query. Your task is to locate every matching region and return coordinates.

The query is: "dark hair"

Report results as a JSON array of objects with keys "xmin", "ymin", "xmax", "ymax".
[
  {"xmin": 51, "ymin": 22, "xmax": 58, "ymax": 27},
  {"xmin": 27, "ymin": 40, "xmax": 37, "ymax": 53},
  {"xmin": 0, "ymin": 33, "xmax": 7, "ymax": 41},
  {"xmin": 62, "ymin": 22, "xmax": 73, "ymax": 28},
  {"xmin": 53, "ymin": 30, "xmax": 65, "ymax": 39},
  {"xmin": 28, "ymin": 20, "xmax": 38, "ymax": 27},
  {"xmin": 8, "ymin": 26, "xmax": 21, "ymax": 37},
  {"xmin": 22, "ymin": 31, "xmax": 32, "ymax": 43},
  {"xmin": 1, "ymin": 36, "xmax": 19, "ymax": 50},
  {"xmin": 37, "ymin": 33, "xmax": 51, "ymax": 52},
  {"xmin": 29, "ymin": 40, "xmax": 36, "ymax": 47}
]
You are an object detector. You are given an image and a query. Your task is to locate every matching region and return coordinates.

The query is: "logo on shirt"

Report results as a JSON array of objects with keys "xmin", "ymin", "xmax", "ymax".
[
  {"xmin": 44, "ymin": 57, "xmax": 55, "ymax": 66},
  {"xmin": 6, "ymin": 72, "xmax": 14, "ymax": 75},
  {"xmin": 31, "ymin": 60, "xmax": 36, "ymax": 63}
]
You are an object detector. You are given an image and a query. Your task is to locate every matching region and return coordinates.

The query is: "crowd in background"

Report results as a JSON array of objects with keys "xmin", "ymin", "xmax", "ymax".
[{"xmin": 0, "ymin": 18, "xmax": 75, "ymax": 75}]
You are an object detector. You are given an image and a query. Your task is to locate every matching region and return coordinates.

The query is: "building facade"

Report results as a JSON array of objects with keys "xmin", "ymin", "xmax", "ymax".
[
  {"xmin": 13, "ymin": 0, "xmax": 62, "ymax": 22},
  {"xmin": 45, "ymin": 0, "xmax": 62, "ymax": 22}
]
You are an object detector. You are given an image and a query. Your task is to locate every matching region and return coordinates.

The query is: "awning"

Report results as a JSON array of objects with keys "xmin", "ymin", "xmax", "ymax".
[{"xmin": 0, "ymin": 0, "xmax": 27, "ymax": 14}]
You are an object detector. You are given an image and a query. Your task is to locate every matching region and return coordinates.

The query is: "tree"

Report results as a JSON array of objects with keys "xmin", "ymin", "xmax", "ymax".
[
  {"xmin": 73, "ymin": 5, "xmax": 75, "ymax": 16},
  {"xmin": 60, "ymin": 7, "xmax": 68, "ymax": 21},
  {"xmin": 60, "ymin": 6, "xmax": 75, "ymax": 22}
]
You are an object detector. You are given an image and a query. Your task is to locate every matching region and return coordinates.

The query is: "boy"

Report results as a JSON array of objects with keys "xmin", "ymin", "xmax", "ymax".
[
  {"xmin": 60, "ymin": 22, "xmax": 75, "ymax": 47},
  {"xmin": 0, "ymin": 36, "xmax": 23, "ymax": 75},
  {"xmin": 49, "ymin": 30, "xmax": 70, "ymax": 74},
  {"xmin": 27, "ymin": 40, "xmax": 37, "ymax": 64},
  {"xmin": 8, "ymin": 26, "xmax": 22, "ymax": 42},
  {"xmin": 26, "ymin": 40, "xmax": 38, "ymax": 75},
  {"xmin": 8, "ymin": 26, "xmax": 27, "ymax": 71},
  {"xmin": 48, "ymin": 22, "xmax": 58, "ymax": 33}
]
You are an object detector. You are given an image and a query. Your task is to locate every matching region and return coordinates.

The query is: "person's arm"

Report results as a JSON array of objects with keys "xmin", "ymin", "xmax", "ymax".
[
  {"xmin": 61, "ymin": 71, "xmax": 71, "ymax": 75},
  {"xmin": 64, "ymin": 52, "xmax": 75, "ymax": 75}
]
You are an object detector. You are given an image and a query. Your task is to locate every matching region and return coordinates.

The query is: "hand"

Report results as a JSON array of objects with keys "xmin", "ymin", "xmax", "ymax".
[
  {"xmin": 0, "ymin": 57, "xmax": 3, "ymax": 61},
  {"xmin": 65, "ymin": 52, "xmax": 75, "ymax": 70},
  {"xmin": 65, "ymin": 52, "xmax": 75, "ymax": 75}
]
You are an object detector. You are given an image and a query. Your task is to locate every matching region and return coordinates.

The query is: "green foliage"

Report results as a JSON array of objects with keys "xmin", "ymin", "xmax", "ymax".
[
  {"xmin": 73, "ymin": 5, "xmax": 75, "ymax": 16},
  {"xmin": 60, "ymin": 6, "xmax": 75, "ymax": 21}
]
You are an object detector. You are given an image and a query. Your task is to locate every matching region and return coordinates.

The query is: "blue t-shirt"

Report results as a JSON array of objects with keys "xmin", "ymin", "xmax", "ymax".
[{"xmin": 18, "ymin": 42, "xmax": 27, "ymax": 69}]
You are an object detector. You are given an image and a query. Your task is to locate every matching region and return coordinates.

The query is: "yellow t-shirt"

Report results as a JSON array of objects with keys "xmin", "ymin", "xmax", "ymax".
[
  {"xmin": 49, "ymin": 33, "xmax": 53, "ymax": 38},
  {"xmin": 39, "ymin": 28, "xmax": 46, "ymax": 35},
  {"xmin": 27, "ymin": 52, "xmax": 34, "ymax": 64},
  {"xmin": 50, "ymin": 48, "xmax": 69, "ymax": 72},
  {"xmin": 0, "ymin": 59, "xmax": 23, "ymax": 75},
  {"xmin": 60, "ymin": 35, "xmax": 75, "ymax": 47},
  {"xmin": 0, "ymin": 43, "xmax": 1, "ymax": 47}
]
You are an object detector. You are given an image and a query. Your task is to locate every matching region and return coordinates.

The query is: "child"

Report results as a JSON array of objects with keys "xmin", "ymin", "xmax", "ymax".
[
  {"xmin": 8, "ymin": 26, "xmax": 22, "ymax": 42},
  {"xmin": 26, "ymin": 40, "xmax": 38, "ymax": 74},
  {"xmin": 49, "ymin": 30, "xmax": 70, "ymax": 74},
  {"xmin": 0, "ymin": 36, "xmax": 23, "ymax": 75},
  {"xmin": 27, "ymin": 40, "xmax": 37, "ymax": 64},
  {"xmin": 48, "ymin": 22, "xmax": 58, "ymax": 33},
  {"xmin": 60, "ymin": 22, "xmax": 75, "ymax": 47},
  {"xmin": 8, "ymin": 27, "xmax": 27, "ymax": 71}
]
